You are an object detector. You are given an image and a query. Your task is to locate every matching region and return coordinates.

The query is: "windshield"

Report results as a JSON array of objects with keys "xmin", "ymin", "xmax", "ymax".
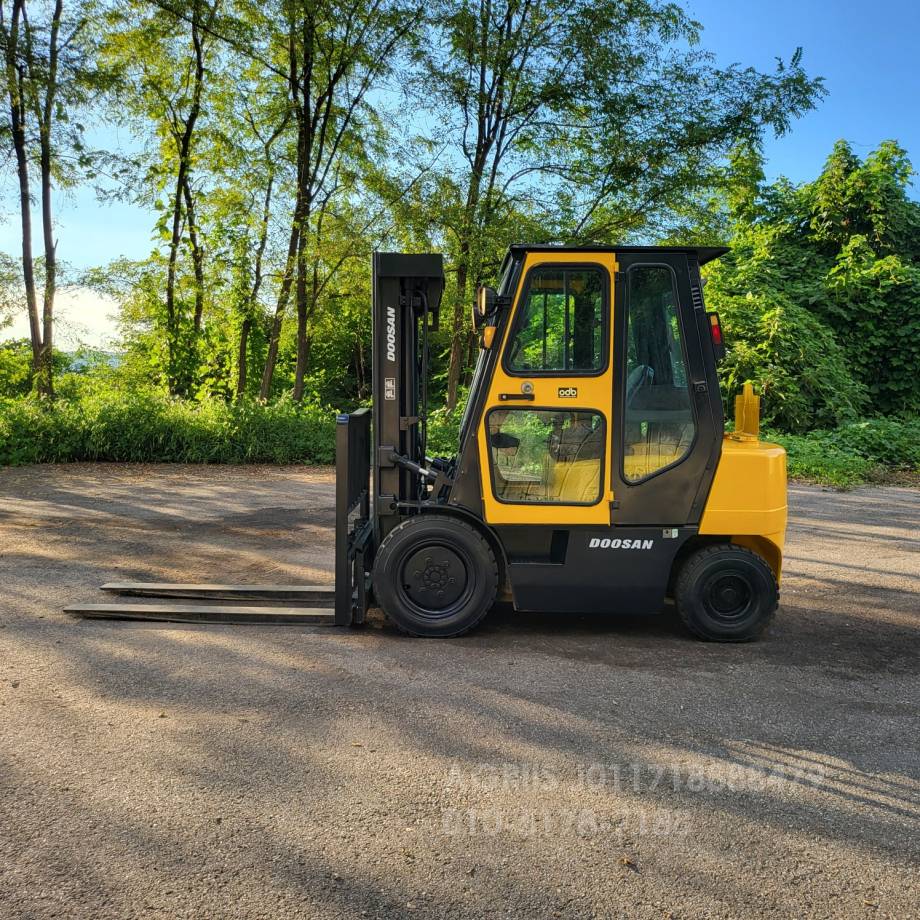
[{"xmin": 496, "ymin": 255, "xmax": 515, "ymax": 296}]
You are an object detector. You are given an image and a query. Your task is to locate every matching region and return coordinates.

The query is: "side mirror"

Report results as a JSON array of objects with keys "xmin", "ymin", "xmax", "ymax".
[{"xmin": 472, "ymin": 285, "xmax": 497, "ymax": 331}]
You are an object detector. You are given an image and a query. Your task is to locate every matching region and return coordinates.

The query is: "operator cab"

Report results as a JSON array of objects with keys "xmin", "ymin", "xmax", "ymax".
[{"xmin": 453, "ymin": 245, "xmax": 728, "ymax": 529}]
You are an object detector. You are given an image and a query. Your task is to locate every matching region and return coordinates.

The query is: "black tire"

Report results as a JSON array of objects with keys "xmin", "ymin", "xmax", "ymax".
[
  {"xmin": 372, "ymin": 515, "xmax": 499, "ymax": 637},
  {"xmin": 674, "ymin": 544, "xmax": 778, "ymax": 642}
]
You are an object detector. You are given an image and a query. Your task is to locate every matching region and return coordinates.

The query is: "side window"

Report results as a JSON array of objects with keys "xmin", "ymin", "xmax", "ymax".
[
  {"xmin": 488, "ymin": 409, "xmax": 604, "ymax": 504},
  {"xmin": 507, "ymin": 267, "xmax": 605, "ymax": 373},
  {"xmin": 623, "ymin": 266, "xmax": 696, "ymax": 482}
]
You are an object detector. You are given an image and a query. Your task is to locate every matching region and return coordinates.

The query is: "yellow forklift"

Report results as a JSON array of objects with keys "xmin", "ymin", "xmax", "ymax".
[{"xmin": 69, "ymin": 245, "xmax": 787, "ymax": 641}]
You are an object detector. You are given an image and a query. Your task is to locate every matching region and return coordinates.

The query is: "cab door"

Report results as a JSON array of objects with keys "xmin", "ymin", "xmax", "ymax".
[
  {"xmin": 477, "ymin": 252, "xmax": 617, "ymax": 526},
  {"xmin": 610, "ymin": 252, "xmax": 722, "ymax": 526}
]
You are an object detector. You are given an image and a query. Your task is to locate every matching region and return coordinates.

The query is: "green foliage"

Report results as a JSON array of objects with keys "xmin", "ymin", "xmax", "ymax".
[
  {"xmin": 425, "ymin": 394, "xmax": 467, "ymax": 456},
  {"xmin": 0, "ymin": 0, "xmax": 915, "ymax": 497},
  {"xmin": 767, "ymin": 431, "xmax": 875, "ymax": 488},
  {"xmin": 403, "ymin": 0, "xmax": 825, "ymax": 406},
  {"xmin": 715, "ymin": 292, "xmax": 866, "ymax": 431},
  {"xmin": 0, "ymin": 340, "xmax": 80, "ymax": 398},
  {"xmin": 766, "ymin": 417, "xmax": 920, "ymax": 487},
  {"xmin": 825, "ymin": 236, "xmax": 920, "ymax": 413},
  {"xmin": 0, "ymin": 340, "xmax": 34, "ymax": 397},
  {"xmin": 707, "ymin": 140, "xmax": 920, "ymax": 427},
  {"xmin": 0, "ymin": 391, "xmax": 335, "ymax": 465},
  {"xmin": 811, "ymin": 417, "xmax": 920, "ymax": 468}
]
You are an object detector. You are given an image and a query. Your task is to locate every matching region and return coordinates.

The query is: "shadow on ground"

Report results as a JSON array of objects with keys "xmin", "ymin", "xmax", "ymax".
[{"xmin": 0, "ymin": 467, "xmax": 917, "ymax": 919}]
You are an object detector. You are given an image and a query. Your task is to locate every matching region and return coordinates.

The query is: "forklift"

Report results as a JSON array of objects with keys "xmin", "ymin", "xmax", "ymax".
[{"xmin": 69, "ymin": 245, "xmax": 787, "ymax": 641}]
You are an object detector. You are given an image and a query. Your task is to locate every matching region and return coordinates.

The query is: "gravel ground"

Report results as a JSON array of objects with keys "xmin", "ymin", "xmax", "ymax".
[{"xmin": 0, "ymin": 464, "xmax": 917, "ymax": 920}]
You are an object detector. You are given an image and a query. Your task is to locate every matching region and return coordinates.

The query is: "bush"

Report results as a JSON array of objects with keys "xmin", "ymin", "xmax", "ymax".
[
  {"xmin": 821, "ymin": 417, "xmax": 920, "ymax": 468},
  {"xmin": 425, "ymin": 399, "xmax": 465, "ymax": 456},
  {"xmin": 765, "ymin": 431, "xmax": 876, "ymax": 488},
  {"xmin": 3, "ymin": 384, "xmax": 916, "ymax": 494},
  {"xmin": 715, "ymin": 292, "xmax": 867, "ymax": 433},
  {"xmin": 765, "ymin": 416, "xmax": 920, "ymax": 487},
  {"xmin": 0, "ymin": 391, "xmax": 336, "ymax": 465},
  {"xmin": 707, "ymin": 141, "xmax": 920, "ymax": 421}
]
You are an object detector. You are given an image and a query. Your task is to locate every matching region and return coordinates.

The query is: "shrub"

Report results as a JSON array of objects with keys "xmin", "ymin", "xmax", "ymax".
[
  {"xmin": 765, "ymin": 416, "xmax": 920, "ymax": 487},
  {"xmin": 715, "ymin": 291, "xmax": 867, "ymax": 433},
  {"xmin": 425, "ymin": 400, "xmax": 465, "ymax": 456},
  {"xmin": 821, "ymin": 417, "xmax": 920, "ymax": 469},
  {"xmin": 0, "ymin": 391, "xmax": 336, "ymax": 465},
  {"xmin": 3, "ymin": 384, "xmax": 916, "ymax": 494},
  {"xmin": 707, "ymin": 140, "xmax": 920, "ymax": 421},
  {"xmin": 764, "ymin": 430, "xmax": 876, "ymax": 488}
]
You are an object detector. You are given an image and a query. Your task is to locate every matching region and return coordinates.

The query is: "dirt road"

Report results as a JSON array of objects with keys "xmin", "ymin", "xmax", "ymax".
[{"xmin": 0, "ymin": 465, "xmax": 917, "ymax": 919}]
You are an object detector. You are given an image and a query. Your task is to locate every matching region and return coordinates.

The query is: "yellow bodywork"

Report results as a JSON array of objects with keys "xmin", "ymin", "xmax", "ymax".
[
  {"xmin": 476, "ymin": 253, "xmax": 787, "ymax": 579},
  {"xmin": 699, "ymin": 383, "xmax": 787, "ymax": 579},
  {"xmin": 699, "ymin": 436, "xmax": 788, "ymax": 579}
]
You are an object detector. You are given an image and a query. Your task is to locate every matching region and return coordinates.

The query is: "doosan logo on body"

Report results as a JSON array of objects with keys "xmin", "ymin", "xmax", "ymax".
[
  {"xmin": 386, "ymin": 306, "xmax": 397, "ymax": 362},
  {"xmin": 589, "ymin": 537, "xmax": 654, "ymax": 550}
]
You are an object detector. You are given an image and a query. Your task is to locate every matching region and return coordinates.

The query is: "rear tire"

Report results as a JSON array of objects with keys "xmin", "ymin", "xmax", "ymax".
[
  {"xmin": 372, "ymin": 515, "xmax": 498, "ymax": 637},
  {"xmin": 675, "ymin": 544, "xmax": 778, "ymax": 642}
]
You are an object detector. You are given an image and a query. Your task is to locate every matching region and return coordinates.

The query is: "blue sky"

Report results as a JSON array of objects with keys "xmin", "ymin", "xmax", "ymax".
[
  {"xmin": 687, "ymin": 0, "xmax": 920, "ymax": 191},
  {"xmin": 3, "ymin": 0, "xmax": 919, "ymax": 344}
]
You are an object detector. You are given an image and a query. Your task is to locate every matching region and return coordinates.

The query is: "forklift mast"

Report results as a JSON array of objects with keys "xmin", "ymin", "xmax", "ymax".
[{"xmin": 371, "ymin": 252, "xmax": 445, "ymax": 538}]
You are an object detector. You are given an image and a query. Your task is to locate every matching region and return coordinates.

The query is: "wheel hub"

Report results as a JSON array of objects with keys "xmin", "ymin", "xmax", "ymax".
[
  {"xmin": 403, "ymin": 547, "xmax": 466, "ymax": 610},
  {"xmin": 707, "ymin": 573, "xmax": 753, "ymax": 620}
]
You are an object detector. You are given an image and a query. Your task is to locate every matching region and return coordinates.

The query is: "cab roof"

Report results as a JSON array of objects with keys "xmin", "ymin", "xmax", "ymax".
[{"xmin": 507, "ymin": 244, "xmax": 729, "ymax": 265}]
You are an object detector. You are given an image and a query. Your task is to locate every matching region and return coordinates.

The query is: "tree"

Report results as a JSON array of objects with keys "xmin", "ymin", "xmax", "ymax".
[
  {"xmin": 99, "ymin": 0, "xmax": 222, "ymax": 396},
  {"xmin": 96, "ymin": 0, "xmax": 428, "ymax": 404},
  {"xmin": 0, "ymin": 0, "xmax": 91, "ymax": 396},
  {"xmin": 187, "ymin": 27, "xmax": 290, "ymax": 400},
  {"xmin": 704, "ymin": 140, "xmax": 920, "ymax": 428},
  {"xmin": 253, "ymin": 0, "xmax": 423, "ymax": 401},
  {"xmin": 418, "ymin": 0, "xmax": 825, "ymax": 408}
]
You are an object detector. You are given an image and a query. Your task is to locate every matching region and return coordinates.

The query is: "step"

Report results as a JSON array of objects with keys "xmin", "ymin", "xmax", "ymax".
[
  {"xmin": 65, "ymin": 602, "xmax": 336, "ymax": 625},
  {"xmin": 101, "ymin": 582, "xmax": 335, "ymax": 606}
]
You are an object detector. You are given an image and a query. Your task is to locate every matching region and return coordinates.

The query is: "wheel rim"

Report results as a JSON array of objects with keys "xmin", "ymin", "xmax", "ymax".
[
  {"xmin": 702, "ymin": 570, "xmax": 755, "ymax": 623},
  {"xmin": 397, "ymin": 540, "xmax": 473, "ymax": 620}
]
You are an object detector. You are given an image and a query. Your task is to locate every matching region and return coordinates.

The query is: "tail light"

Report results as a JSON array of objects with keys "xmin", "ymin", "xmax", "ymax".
[{"xmin": 708, "ymin": 312, "xmax": 725, "ymax": 361}]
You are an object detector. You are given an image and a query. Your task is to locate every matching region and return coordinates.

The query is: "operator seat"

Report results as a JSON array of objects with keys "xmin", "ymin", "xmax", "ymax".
[{"xmin": 550, "ymin": 414, "xmax": 602, "ymax": 502}]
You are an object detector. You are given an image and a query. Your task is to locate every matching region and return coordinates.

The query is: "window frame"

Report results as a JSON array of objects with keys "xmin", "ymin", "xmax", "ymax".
[
  {"xmin": 619, "ymin": 262, "xmax": 699, "ymax": 486},
  {"xmin": 501, "ymin": 262, "xmax": 611, "ymax": 378},
  {"xmin": 485, "ymin": 406, "xmax": 607, "ymax": 506}
]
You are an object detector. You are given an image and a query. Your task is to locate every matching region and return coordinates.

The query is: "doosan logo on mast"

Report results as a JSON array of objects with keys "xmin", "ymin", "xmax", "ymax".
[
  {"xmin": 386, "ymin": 306, "xmax": 397, "ymax": 362},
  {"xmin": 589, "ymin": 537, "xmax": 654, "ymax": 550}
]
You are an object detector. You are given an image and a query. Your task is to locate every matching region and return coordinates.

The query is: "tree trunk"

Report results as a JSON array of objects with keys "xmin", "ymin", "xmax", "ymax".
[
  {"xmin": 354, "ymin": 335, "xmax": 367, "ymax": 400},
  {"xmin": 445, "ymin": 255, "xmax": 468, "ymax": 410},
  {"xmin": 182, "ymin": 177, "xmax": 205, "ymax": 334},
  {"xmin": 238, "ymin": 171, "xmax": 273, "ymax": 400},
  {"xmin": 464, "ymin": 327, "xmax": 477, "ymax": 384},
  {"xmin": 446, "ymin": 161, "xmax": 484, "ymax": 409},
  {"xmin": 235, "ymin": 317, "xmax": 251, "ymax": 397},
  {"xmin": 164, "ymin": 166, "xmax": 186, "ymax": 392},
  {"xmin": 259, "ymin": 220, "xmax": 299, "ymax": 399},
  {"xmin": 33, "ymin": 0, "xmax": 62, "ymax": 398},
  {"xmin": 164, "ymin": 7, "xmax": 205, "ymax": 396},
  {"xmin": 7, "ymin": 70, "xmax": 42, "ymax": 391},
  {"xmin": 36, "ymin": 127, "xmax": 55, "ymax": 398},
  {"xmin": 261, "ymin": 77, "xmax": 307, "ymax": 402},
  {"xmin": 292, "ymin": 227, "xmax": 309, "ymax": 402},
  {"xmin": 3, "ymin": 0, "xmax": 54, "ymax": 397}
]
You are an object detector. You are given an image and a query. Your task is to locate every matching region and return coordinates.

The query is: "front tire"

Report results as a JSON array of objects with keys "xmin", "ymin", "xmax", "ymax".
[
  {"xmin": 675, "ymin": 544, "xmax": 778, "ymax": 642},
  {"xmin": 372, "ymin": 515, "xmax": 498, "ymax": 637}
]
